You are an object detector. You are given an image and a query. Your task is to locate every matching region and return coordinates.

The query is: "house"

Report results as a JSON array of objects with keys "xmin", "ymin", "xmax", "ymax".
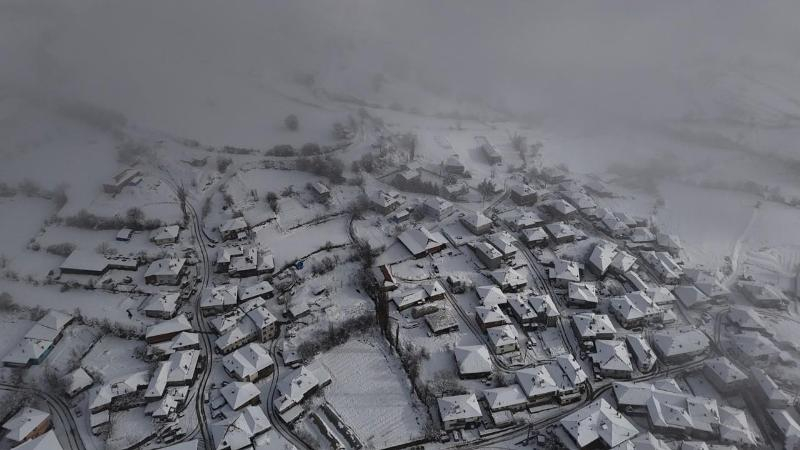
[
  {"xmin": 625, "ymin": 334, "xmax": 657, "ymax": 372},
  {"xmin": 63, "ymin": 367, "xmax": 94, "ymax": 397},
  {"xmin": 103, "ymin": 168, "xmax": 141, "ymax": 194},
  {"xmin": 509, "ymin": 183, "xmax": 537, "ymax": 205},
  {"xmin": 423, "ymin": 197, "xmax": 454, "ymax": 221},
  {"xmin": 652, "ymin": 328, "xmax": 709, "ymax": 364},
  {"xmin": 608, "ymin": 291, "xmax": 663, "ymax": 328},
  {"xmin": 200, "ymin": 284, "xmax": 238, "ymax": 315},
  {"xmin": 89, "ymin": 371, "xmax": 150, "ymax": 413},
  {"xmin": 144, "ymin": 258, "xmax": 187, "ymax": 285},
  {"xmin": 600, "ymin": 209, "xmax": 630, "ymax": 237},
  {"xmin": 610, "ymin": 251, "xmax": 637, "ymax": 274},
  {"xmin": 446, "ymin": 274, "xmax": 472, "ymax": 294},
  {"xmin": 438, "ymin": 394, "xmax": 483, "ymax": 430},
  {"xmin": 520, "ymin": 227, "xmax": 548, "ymax": 247},
  {"xmin": 483, "ymin": 385, "xmax": 527, "ymax": 412},
  {"xmin": 629, "ymin": 227, "xmax": 656, "ymax": 243},
  {"xmin": 223, "ymin": 343, "xmax": 274, "ymax": 382},
  {"xmin": 591, "ymin": 340, "xmax": 634, "ymax": 379},
  {"xmin": 143, "ymin": 291, "xmax": 180, "ymax": 319},
  {"xmin": 472, "ymin": 241, "xmax": 503, "ymax": 269},
  {"xmin": 116, "ymin": 228, "xmax": 133, "ymax": 242},
  {"xmin": 489, "ymin": 267, "xmax": 527, "ymax": 292},
  {"xmin": 151, "ymin": 225, "xmax": 180, "ymax": 245},
  {"xmin": 718, "ymin": 406, "xmax": 759, "ymax": 448},
  {"xmin": 10, "ymin": 430, "xmax": 63, "ymax": 450},
  {"xmin": 703, "ymin": 357, "xmax": 748, "ymax": 394},
  {"xmin": 238, "ymin": 281, "xmax": 274, "ymax": 302},
  {"xmin": 487, "ymin": 324, "xmax": 519, "ymax": 354},
  {"xmin": 766, "ymin": 409, "xmax": 800, "ymax": 450},
  {"xmin": 212, "ymin": 405, "xmax": 271, "ymax": 450},
  {"xmin": 476, "ymin": 285, "xmax": 508, "ymax": 308},
  {"xmin": 564, "ymin": 191, "xmax": 597, "ymax": 211},
  {"xmin": 641, "ymin": 251, "xmax": 682, "ymax": 284},
  {"xmin": 370, "ymin": 190, "xmax": 402, "ymax": 214},
  {"xmin": 613, "ymin": 380, "xmax": 719, "ymax": 439},
  {"xmin": 425, "ymin": 309, "xmax": 459, "ymax": 335},
  {"xmin": 146, "ymin": 314, "xmax": 193, "ymax": 344},
  {"xmin": 475, "ymin": 304, "xmax": 511, "ymax": 330},
  {"xmin": 444, "ymin": 154, "xmax": 465, "ymax": 175},
  {"xmin": 544, "ymin": 222, "xmax": 577, "ymax": 244},
  {"xmin": 59, "ymin": 250, "xmax": 138, "ymax": 275},
  {"xmin": 486, "ymin": 231, "xmax": 517, "ymax": 260},
  {"xmin": 398, "ymin": 226, "xmax": 447, "ymax": 258},
  {"xmin": 508, "ymin": 292, "xmax": 559, "ymax": 328},
  {"xmin": 588, "ymin": 242, "xmax": 618, "ymax": 275},
  {"xmin": 475, "ymin": 136, "xmax": 502, "ymax": 164},
  {"xmin": 453, "ymin": 345, "xmax": 492, "ymax": 379},
  {"xmin": 461, "ymin": 210, "xmax": 492, "ymax": 235},
  {"xmin": 216, "ymin": 246, "xmax": 243, "ymax": 273},
  {"xmin": 543, "ymin": 199, "xmax": 577, "ymax": 219},
  {"xmin": 499, "ymin": 210, "xmax": 543, "ymax": 230},
  {"xmin": 394, "ymin": 168, "xmax": 420, "ymax": 185},
  {"xmin": 571, "ymin": 313, "xmax": 616, "ymax": 343},
  {"xmin": 310, "ymin": 182, "xmax": 330, "ymax": 200},
  {"xmin": 244, "ymin": 303, "xmax": 280, "ymax": 341},
  {"xmin": 2, "ymin": 408, "xmax": 50, "ymax": 445},
  {"xmin": 559, "ymin": 399, "xmax": 639, "ymax": 449},
  {"xmin": 549, "ymin": 258, "xmax": 581, "ymax": 287},
  {"xmin": 694, "ymin": 276, "xmax": 730, "ymax": 302},
  {"xmin": 228, "ymin": 246, "xmax": 275, "ymax": 277},
  {"xmin": 516, "ymin": 355, "xmax": 587, "ymax": 405},
  {"xmin": 2, "ymin": 311, "xmax": 73, "ymax": 368},
  {"xmin": 275, "ymin": 364, "xmax": 332, "ymax": 413},
  {"xmin": 673, "ymin": 285, "xmax": 711, "ymax": 310},
  {"xmin": 726, "ymin": 306, "xmax": 768, "ymax": 334},
  {"xmin": 567, "ymin": 282, "xmax": 599, "ymax": 308},
  {"xmin": 220, "ymin": 217, "xmax": 249, "ymax": 241},
  {"xmin": 738, "ymin": 281, "xmax": 789, "ymax": 309},
  {"xmin": 221, "ymin": 382, "xmax": 261, "ymax": 411},
  {"xmin": 751, "ymin": 368, "xmax": 792, "ymax": 408},
  {"xmin": 645, "ymin": 286, "xmax": 677, "ymax": 307},
  {"xmin": 729, "ymin": 332, "xmax": 784, "ymax": 366},
  {"xmin": 391, "ymin": 280, "xmax": 445, "ymax": 310}
]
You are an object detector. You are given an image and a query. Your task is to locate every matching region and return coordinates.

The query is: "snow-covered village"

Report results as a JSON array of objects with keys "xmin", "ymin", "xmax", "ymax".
[{"xmin": 4, "ymin": 2, "xmax": 800, "ymax": 450}]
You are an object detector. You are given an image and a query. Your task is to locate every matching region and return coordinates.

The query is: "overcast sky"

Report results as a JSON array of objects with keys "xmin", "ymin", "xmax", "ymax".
[{"xmin": 3, "ymin": 0, "xmax": 800, "ymax": 136}]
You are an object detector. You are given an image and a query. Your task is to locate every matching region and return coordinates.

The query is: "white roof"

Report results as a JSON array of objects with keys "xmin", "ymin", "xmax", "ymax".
[
  {"xmin": 630, "ymin": 227, "xmax": 656, "ymax": 243},
  {"xmin": 483, "ymin": 385, "xmax": 527, "ymax": 411},
  {"xmin": 592, "ymin": 340, "xmax": 633, "ymax": 374},
  {"xmin": 718, "ymin": 406, "xmax": 758, "ymax": 447},
  {"xmin": 609, "ymin": 291, "xmax": 661, "ymax": 322},
  {"xmin": 704, "ymin": 356, "xmax": 748, "ymax": 385},
  {"xmin": 239, "ymin": 281, "xmax": 274, "ymax": 301},
  {"xmin": 437, "ymin": 394, "xmax": 482, "ymax": 423},
  {"xmin": 489, "ymin": 267, "xmax": 527, "ymax": 289},
  {"xmin": 453, "ymin": 345, "xmax": 492, "ymax": 376},
  {"xmin": 475, "ymin": 304, "xmax": 510, "ymax": 327},
  {"xmin": 545, "ymin": 221, "xmax": 577, "ymax": 240},
  {"xmin": 589, "ymin": 242, "xmax": 618, "ymax": 274},
  {"xmin": 221, "ymin": 382, "xmax": 261, "ymax": 410},
  {"xmin": 463, "ymin": 210, "xmax": 492, "ymax": 229},
  {"xmin": 202, "ymin": 284, "xmax": 238, "ymax": 310},
  {"xmin": 11, "ymin": 430, "xmax": 63, "ymax": 450},
  {"xmin": 652, "ymin": 328, "xmax": 709, "ymax": 358},
  {"xmin": 2, "ymin": 407, "xmax": 50, "ymax": 442},
  {"xmin": 223, "ymin": 343, "xmax": 274, "ymax": 380},
  {"xmin": 568, "ymin": 282, "xmax": 599, "ymax": 305},
  {"xmin": 486, "ymin": 231, "xmax": 517, "ymax": 256},
  {"xmin": 611, "ymin": 251, "xmax": 637, "ymax": 273},
  {"xmin": 572, "ymin": 313, "xmax": 617, "ymax": 339},
  {"xmin": 487, "ymin": 324, "xmax": 519, "ymax": 348},
  {"xmin": 276, "ymin": 365, "xmax": 323, "ymax": 411},
  {"xmin": 560, "ymin": 399, "xmax": 639, "ymax": 448},
  {"xmin": 398, "ymin": 227, "xmax": 446, "ymax": 256},
  {"xmin": 145, "ymin": 258, "xmax": 186, "ymax": 278},
  {"xmin": 220, "ymin": 217, "xmax": 248, "ymax": 233},
  {"xmin": 477, "ymin": 285, "xmax": 508, "ymax": 307},
  {"xmin": 625, "ymin": 334, "xmax": 657, "ymax": 369},
  {"xmin": 212, "ymin": 405, "xmax": 271, "ymax": 450},
  {"xmin": 550, "ymin": 258, "xmax": 580, "ymax": 282},
  {"xmin": 751, "ymin": 368, "xmax": 792, "ymax": 406},
  {"xmin": 673, "ymin": 285, "xmax": 711, "ymax": 309},
  {"xmin": 144, "ymin": 291, "xmax": 180, "ymax": 314},
  {"xmin": 146, "ymin": 314, "xmax": 192, "ymax": 340},
  {"xmin": 151, "ymin": 225, "xmax": 180, "ymax": 242},
  {"xmin": 63, "ymin": 367, "xmax": 94, "ymax": 396}
]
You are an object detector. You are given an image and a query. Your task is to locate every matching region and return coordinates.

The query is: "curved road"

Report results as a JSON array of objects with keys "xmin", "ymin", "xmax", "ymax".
[{"xmin": 0, "ymin": 382, "xmax": 85, "ymax": 450}]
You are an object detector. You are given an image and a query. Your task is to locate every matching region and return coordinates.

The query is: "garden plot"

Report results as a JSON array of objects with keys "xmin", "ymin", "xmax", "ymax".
[
  {"xmin": 254, "ymin": 217, "xmax": 350, "ymax": 267},
  {"xmin": 316, "ymin": 337, "xmax": 425, "ymax": 449}
]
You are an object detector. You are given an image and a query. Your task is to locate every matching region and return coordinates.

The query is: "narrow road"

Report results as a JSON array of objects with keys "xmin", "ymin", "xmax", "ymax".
[
  {"xmin": 0, "ymin": 382, "xmax": 86, "ymax": 450},
  {"xmin": 265, "ymin": 336, "xmax": 312, "ymax": 450}
]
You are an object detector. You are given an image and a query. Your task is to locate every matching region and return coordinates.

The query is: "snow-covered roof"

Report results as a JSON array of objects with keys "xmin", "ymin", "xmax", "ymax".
[
  {"xmin": 2, "ymin": 407, "xmax": 50, "ymax": 443},
  {"xmin": 223, "ymin": 343, "xmax": 274, "ymax": 380},
  {"xmin": 221, "ymin": 381, "xmax": 261, "ymax": 410},
  {"xmin": 545, "ymin": 222, "xmax": 577, "ymax": 240},
  {"xmin": 453, "ymin": 345, "xmax": 492, "ymax": 376},
  {"xmin": 656, "ymin": 232, "xmax": 682, "ymax": 250},
  {"xmin": 592, "ymin": 340, "xmax": 633, "ymax": 374},
  {"xmin": 589, "ymin": 242, "xmax": 618, "ymax": 274},
  {"xmin": 572, "ymin": 313, "xmax": 617, "ymax": 339},
  {"xmin": 629, "ymin": 227, "xmax": 656, "ymax": 243},
  {"xmin": 144, "ymin": 257, "xmax": 186, "ymax": 278},
  {"xmin": 11, "ymin": 430, "xmax": 63, "ymax": 450},
  {"xmin": 611, "ymin": 251, "xmax": 637, "ymax": 273},
  {"xmin": 645, "ymin": 286, "xmax": 676, "ymax": 305},
  {"xmin": 220, "ymin": 217, "xmax": 248, "ymax": 234},
  {"xmin": 673, "ymin": 285, "xmax": 711, "ymax": 309},
  {"xmin": 475, "ymin": 304, "xmax": 510, "ymax": 327},
  {"xmin": 212, "ymin": 405, "xmax": 271, "ymax": 450},
  {"xmin": 437, "ymin": 394, "xmax": 482, "ymax": 423},
  {"xmin": 477, "ymin": 285, "xmax": 508, "ymax": 307},
  {"xmin": 144, "ymin": 291, "xmax": 180, "ymax": 315},
  {"xmin": 625, "ymin": 334, "xmax": 657, "ymax": 369},
  {"xmin": 238, "ymin": 281, "xmax": 274, "ymax": 301},
  {"xmin": 609, "ymin": 291, "xmax": 661, "ymax": 322},
  {"xmin": 726, "ymin": 306, "xmax": 767, "ymax": 331},
  {"xmin": 489, "ymin": 267, "xmax": 527, "ymax": 289},
  {"xmin": 487, "ymin": 324, "xmax": 519, "ymax": 348},
  {"xmin": 398, "ymin": 226, "xmax": 446, "ymax": 256},
  {"xmin": 613, "ymin": 380, "xmax": 720, "ymax": 435},
  {"xmin": 151, "ymin": 225, "xmax": 180, "ymax": 242},
  {"xmin": 751, "ymin": 368, "xmax": 792, "ymax": 407},
  {"xmin": 611, "ymin": 432, "xmax": 670, "ymax": 450},
  {"xmin": 549, "ymin": 258, "xmax": 580, "ymax": 282},
  {"xmin": 462, "ymin": 210, "xmax": 492, "ymax": 229},
  {"xmin": 483, "ymin": 385, "xmax": 527, "ymax": 411},
  {"xmin": 718, "ymin": 406, "xmax": 758, "ymax": 447},
  {"xmin": 486, "ymin": 231, "xmax": 517, "ymax": 256},
  {"xmin": 560, "ymin": 398, "xmax": 639, "ymax": 448},
  {"xmin": 146, "ymin": 314, "xmax": 192, "ymax": 340},
  {"xmin": 90, "ymin": 370, "xmax": 150, "ymax": 411},
  {"xmin": 703, "ymin": 356, "xmax": 748, "ymax": 386},
  {"xmin": 651, "ymin": 328, "xmax": 709, "ymax": 359},
  {"xmin": 63, "ymin": 367, "xmax": 94, "ymax": 396},
  {"xmin": 202, "ymin": 284, "xmax": 238, "ymax": 310},
  {"xmin": 568, "ymin": 282, "xmax": 599, "ymax": 305}
]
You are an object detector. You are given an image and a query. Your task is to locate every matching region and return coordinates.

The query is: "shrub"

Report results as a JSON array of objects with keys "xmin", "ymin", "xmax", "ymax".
[
  {"xmin": 46, "ymin": 242, "xmax": 76, "ymax": 257},
  {"xmin": 266, "ymin": 144, "xmax": 296, "ymax": 157},
  {"xmin": 300, "ymin": 143, "xmax": 322, "ymax": 156},
  {"xmin": 266, "ymin": 192, "xmax": 279, "ymax": 213},
  {"xmin": 216, "ymin": 157, "xmax": 233, "ymax": 173}
]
